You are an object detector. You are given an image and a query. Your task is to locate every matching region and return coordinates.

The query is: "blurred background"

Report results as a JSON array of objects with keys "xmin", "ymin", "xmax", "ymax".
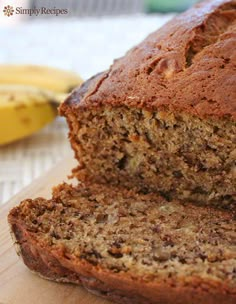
[{"xmin": 0, "ymin": 0, "xmax": 200, "ymax": 204}]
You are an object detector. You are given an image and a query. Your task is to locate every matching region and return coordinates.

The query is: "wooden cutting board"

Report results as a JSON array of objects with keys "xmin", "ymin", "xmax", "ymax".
[{"xmin": 0, "ymin": 154, "xmax": 111, "ymax": 304}]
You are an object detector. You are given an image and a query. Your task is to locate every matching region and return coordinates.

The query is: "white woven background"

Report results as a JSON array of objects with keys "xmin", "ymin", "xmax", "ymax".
[{"xmin": 0, "ymin": 14, "xmax": 173, "ymax": 205}]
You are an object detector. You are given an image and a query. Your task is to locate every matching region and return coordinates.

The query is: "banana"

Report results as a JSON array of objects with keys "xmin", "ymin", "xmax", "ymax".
[
  {"xmin": 0, "ymin": 64, "xmax": 83, "ymax": 93},
  {"xmin": 0, "ymin": 85, "xmax": 64, "ymax": 145}
]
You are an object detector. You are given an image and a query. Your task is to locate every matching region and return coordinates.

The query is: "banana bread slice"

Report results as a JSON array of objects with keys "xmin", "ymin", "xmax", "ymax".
[
  {"xmin": 60, "ymin": 0, "xmax": 236, "ymax": 208},
  {"xmin": 8, "ymin": 183, "xmax": 236, "ymax": 304}
]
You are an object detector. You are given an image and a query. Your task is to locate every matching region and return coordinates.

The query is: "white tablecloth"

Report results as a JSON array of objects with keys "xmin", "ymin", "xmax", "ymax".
[{"xmin": 0, "ymin": 14, "xmax": 174, "ymax": 204}]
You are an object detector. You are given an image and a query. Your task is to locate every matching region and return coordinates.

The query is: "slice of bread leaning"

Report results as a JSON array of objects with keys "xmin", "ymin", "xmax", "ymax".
[
  {"xmin": 60, "ymin": 0, "xmax": 236, "ymax": 209},
  {"xmin": 8, "ymin": 183, "xmax": 236, "ymax": 304}
]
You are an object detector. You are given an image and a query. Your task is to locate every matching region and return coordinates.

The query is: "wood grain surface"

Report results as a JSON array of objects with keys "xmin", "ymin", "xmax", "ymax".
[{"xmin": 0, "ymin": 154, "xmax": 111, "ymax": 304}]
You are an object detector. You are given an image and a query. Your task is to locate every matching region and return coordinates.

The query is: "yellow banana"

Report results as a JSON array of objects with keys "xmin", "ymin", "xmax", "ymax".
[
  {"xmin": 0, "ymin": 85, "xmax": 64, "ymax": 145},
  {"xmin": 0, "ymin": 64, "xmax": 83, "ymax": 93}
]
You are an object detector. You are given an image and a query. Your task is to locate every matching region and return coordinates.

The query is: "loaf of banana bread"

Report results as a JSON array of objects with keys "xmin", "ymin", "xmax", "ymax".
[
  {"xmin": 60, "ymin": 0, "xmax": 236, "ymax": 208},
  {"xmin": 8, "ymin": 183, "xmax": 236, "ymax": 304}
]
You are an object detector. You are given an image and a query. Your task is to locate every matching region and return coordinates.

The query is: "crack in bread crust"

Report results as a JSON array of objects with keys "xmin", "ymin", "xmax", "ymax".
[{"xmin": 61, "ymin": 0, "xmax": 236, "ymax": 119}]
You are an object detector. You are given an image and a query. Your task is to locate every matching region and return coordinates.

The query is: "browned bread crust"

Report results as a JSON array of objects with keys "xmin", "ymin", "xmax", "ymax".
[
  {"xmin": 8, "ymin": 183, "xmax": 236, "ymax": 304},
  {"xmin": 61, "ymin": 0, "xmax": 236, "ymax": 119}
]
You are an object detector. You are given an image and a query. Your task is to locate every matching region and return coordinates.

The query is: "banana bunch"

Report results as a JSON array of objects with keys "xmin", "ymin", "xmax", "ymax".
[{"xmin": 0, "ymin": 65, "xmax": 83, "ymax": 145}]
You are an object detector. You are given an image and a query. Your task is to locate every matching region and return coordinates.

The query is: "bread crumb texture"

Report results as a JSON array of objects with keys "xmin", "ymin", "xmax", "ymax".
[{"xmin": 9, "ymin": 183, "xmax": 236, "ymax": 293}]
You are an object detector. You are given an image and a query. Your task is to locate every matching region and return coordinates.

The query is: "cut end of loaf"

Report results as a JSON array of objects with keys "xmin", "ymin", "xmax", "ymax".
[{"xmin": 64, "ymin": 105, "xmax": 236, "ymax": 209}]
